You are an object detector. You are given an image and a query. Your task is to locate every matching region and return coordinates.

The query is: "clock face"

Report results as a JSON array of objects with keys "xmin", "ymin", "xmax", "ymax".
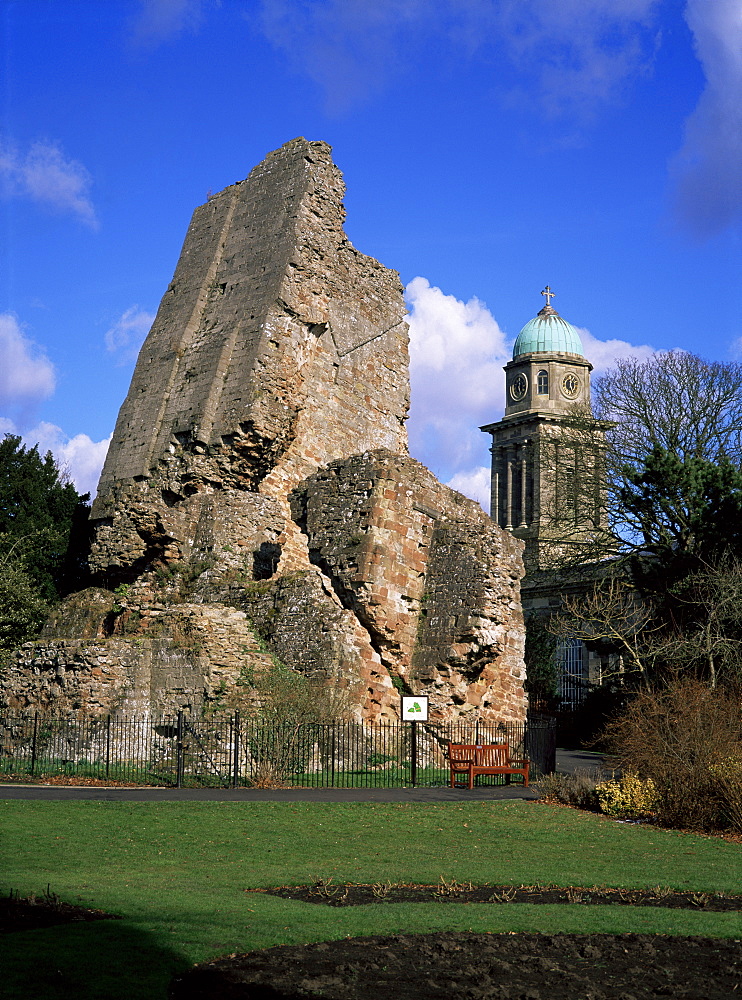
[
  {"xmin": 510, "ymin": 373, "xmax": 528, "ymax": 401},
  {"xmin": 561, "ymin": 372, "xmax": 580, "ymax": 398}
]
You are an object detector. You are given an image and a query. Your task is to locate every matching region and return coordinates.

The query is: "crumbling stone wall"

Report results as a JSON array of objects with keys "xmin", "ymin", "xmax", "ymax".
[
  {"xmin": 4, "ymin": 588, "xmax": 274, "ymax": 716},
  {"xmin": 1, "ymin": 138, "xmax": 527, "ymax": 723},
  {"xmin": 290, "ymin": 451, "xmax": 526, "ymax": 720}
]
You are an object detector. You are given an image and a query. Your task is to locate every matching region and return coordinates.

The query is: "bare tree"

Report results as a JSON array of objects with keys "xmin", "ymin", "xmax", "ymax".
[
  {"xmin": 532, "ymin": 353, "xmax": 742, "ymax": 696},
  {"xmin": 594, "ymin": 351, "xmax": 742, "ymax": 466},
  {"xmin": 545, "ymin": 575, "xmax": 664, "ymax": 687},
  {"xmin": 546, "ymin": 556, "xmax": 742, "ymax": 690},
  {"xmin": 659, "ymin": 558, "xmax": 742, "ymax": 689}
]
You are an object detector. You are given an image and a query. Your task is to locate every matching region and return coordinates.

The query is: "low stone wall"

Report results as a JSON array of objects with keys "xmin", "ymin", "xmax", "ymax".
[{"xmin": 4, "ymin": 592, "xmax": 275, "ymax": 716}]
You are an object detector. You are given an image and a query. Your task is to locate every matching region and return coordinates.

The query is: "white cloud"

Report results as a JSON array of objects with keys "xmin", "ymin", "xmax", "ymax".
[
  {"xmin": 405, "ymin": 276, "xmax": 509, "ymax": 503},
  {"xmin": 492, "ymin": 0, "xmax": 661, "ymax": 120},
  {"xmin": 0, "ymin": 418, "xmax": 111, "ymax": 499},
  {"xmin": 53, "ymin": 430, "xmax": 111, "ymax": 498},
  {"xmin": 670, "ymin": 0, "xmax": 742, "ymax": 238},
  {"xmin": 0, "ymin": 314, "xmax": 56, "ymax": 421},
  {"xmin": 129, "ymin": 0, "xmax": 208, "ymax": 47},
  {"xmin": 257, "ymin": 0, "xmax": 661, "ymax": 118},
  {"xmin": 447, "ymin": 466, "xmax": 491, "ymax": 510},
  {"xmin": 0, "ymin": 313, "xmax": 109, "ymax": 495},
  {"xmin": 0, "ymin": 139, "xmax": 97, "ymax": 228},
  {"xmin": 575, "ymin": 327, "xmax": 656, "ymax": 373},
  {"xmin": 257, "ymin": 0, "xmax": 424, "ymax": 114},
  {"xmin": 105, "ymin": 305, "xmax": 155, "ymax": 364},
  {"xmin": 406, "ymin": 278, "xmax": 657, "ymax": 512}
]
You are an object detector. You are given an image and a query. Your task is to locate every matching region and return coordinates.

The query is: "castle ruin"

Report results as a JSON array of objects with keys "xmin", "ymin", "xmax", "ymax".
[{"xmin": 3, "ymin": 138, "xmax": 527, "ymax": 723}]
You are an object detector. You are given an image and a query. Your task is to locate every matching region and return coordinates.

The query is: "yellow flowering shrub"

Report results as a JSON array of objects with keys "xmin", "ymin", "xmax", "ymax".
[
  {"xmin": 595, "ymin": 773, "xmax": 657, "ymax": 819},
  {"xmin": 708, "ymin": 754, "xmax": 742, "ymax": 780}
]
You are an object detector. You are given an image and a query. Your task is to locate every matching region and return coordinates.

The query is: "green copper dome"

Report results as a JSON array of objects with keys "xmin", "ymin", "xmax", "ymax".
[{"xmin": 512, "ymin": 291, "xmax": 584, "ymax": 359}]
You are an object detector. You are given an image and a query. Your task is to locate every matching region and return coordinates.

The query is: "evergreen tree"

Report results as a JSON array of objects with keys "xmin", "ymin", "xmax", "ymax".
[
  {"xmin": 619, "ymin": 447, "xmax": 742, "ymax": 591},
  {"xmin": 0, "ymin": 435, "xmax": 89, "ymax": 601},
  {"xmin": 0, "ymin": 557, "xmax": 48, "ymax": 653}
]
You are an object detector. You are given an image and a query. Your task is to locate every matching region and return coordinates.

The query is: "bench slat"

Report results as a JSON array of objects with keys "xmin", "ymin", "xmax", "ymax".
[{"xmin": 447, "ymin": 742, "xmax": 530, "ymax": 789}]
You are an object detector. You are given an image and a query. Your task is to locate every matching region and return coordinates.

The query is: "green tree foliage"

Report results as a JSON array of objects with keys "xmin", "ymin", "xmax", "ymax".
[
  {"xmin": 0, "ymin": 434, "xmax": 89, "ymax": 601},
  {"xmin": 0, "ymin": 536, "xmax": 49, "ymax": 664},
  {"xmin": 619, "ymin": 447, "xmax": 742, "ymax": 590},
  {"xmin": 614, "ymin": 449, "xmax": 742, "ymax": 683},
  {"xmin": 0, "ymin": 566, "xmax": 48, "ymax": 650}
]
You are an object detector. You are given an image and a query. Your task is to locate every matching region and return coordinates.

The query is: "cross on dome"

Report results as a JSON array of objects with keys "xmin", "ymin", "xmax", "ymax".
[{"xmin": 511, "ymin": 287, "xmax": 584, "ymax": 358}]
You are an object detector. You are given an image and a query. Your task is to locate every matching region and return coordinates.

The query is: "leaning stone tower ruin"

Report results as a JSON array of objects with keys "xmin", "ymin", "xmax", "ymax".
[{"xmin": 3, "ymin": 139, "xmax": 527, "ymax": 723}]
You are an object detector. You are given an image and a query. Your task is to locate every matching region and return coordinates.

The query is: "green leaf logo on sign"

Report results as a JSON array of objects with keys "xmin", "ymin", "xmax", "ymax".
[{"xmin": 402, "ymin": 695, "xmax": 428, "ymax": 721}]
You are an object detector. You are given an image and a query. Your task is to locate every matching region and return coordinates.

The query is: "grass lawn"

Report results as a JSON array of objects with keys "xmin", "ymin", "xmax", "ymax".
[{"xmin": 1, "ymin": 799, "xmax": 740, "ymax": 999}]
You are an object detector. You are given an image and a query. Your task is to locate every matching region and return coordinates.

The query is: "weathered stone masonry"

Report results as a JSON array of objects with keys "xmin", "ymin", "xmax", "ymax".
[
  {"xmin": 291, "ymin": 451, "xmax": 525, "ymax": 720},
  {"xmin": 2, "ymin": 138, "xmax": 528, "ymax": 722}
]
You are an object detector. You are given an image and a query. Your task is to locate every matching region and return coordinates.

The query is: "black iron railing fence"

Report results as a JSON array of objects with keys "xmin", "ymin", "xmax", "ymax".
[{"xmin": 0, "ymin": 712, "xmax": 556, "ymax": 788}]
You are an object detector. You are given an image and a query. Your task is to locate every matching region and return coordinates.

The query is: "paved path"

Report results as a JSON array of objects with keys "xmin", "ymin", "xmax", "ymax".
[
  {"xmin": 0, "ymin": 750, "xmax": 606, "ymax": 803},
  {"xmin": 0, "ymin": 783, "xmax": 540, "ymax": 803},
  {"xmin": 556, "ymin": 748, "xmax": 609, "ymax": 776}
]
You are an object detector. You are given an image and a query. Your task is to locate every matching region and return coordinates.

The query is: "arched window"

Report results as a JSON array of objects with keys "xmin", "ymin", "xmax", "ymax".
[{"xmin": 537, "ymin": 369, "xmax": 549, "ymax": 394}]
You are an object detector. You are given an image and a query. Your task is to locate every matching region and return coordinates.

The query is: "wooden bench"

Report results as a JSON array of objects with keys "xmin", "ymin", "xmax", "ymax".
[{"xmin": 448, "ymin": 743, "xmax": 530, "ymax": 789}]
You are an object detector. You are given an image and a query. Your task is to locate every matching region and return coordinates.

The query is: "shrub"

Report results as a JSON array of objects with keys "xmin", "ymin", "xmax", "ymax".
[
  {"xmin": 537, "ymin": 769, "xmax": 599, "ymax": 810},
  {"xmin": 709, "ymin": 755, "xmax": 742, "ymax": 833},
  {"xmin": 602, "ymin": 677, "xmax": 742, "ymax": 832},
  {"xmin": 248, "ymin": 760, "xmax": 286, "ymax": 789},
  {"xmin": 595, "ymin": 773, "xmax": 657, "ymax": 819}
]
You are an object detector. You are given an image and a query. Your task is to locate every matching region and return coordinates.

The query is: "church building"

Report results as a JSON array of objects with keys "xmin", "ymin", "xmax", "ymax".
[{"xmin": 481, "ymin": 288, "xmax": 612, "ymax": 707}]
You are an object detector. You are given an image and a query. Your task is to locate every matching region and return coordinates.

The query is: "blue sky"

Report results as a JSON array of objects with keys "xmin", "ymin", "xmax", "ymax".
[{"xmin": 1, "ymin": 0, "xmax": 740, "ymax": 506}]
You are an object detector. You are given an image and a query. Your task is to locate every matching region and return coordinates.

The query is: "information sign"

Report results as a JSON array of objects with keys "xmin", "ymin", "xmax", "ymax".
[{"xmin": 401, "ymin": 695, "xmax": 429, "ymax": 721}]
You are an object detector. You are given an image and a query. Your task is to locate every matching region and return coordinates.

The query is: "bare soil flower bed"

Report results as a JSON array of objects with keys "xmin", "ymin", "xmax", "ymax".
[
  {"xmin": 5, "ymin": 887, "xmax": 741, "ymax": 998},
  {"xmin": 0, "ymin": 890, "xmax": 119, "ymax": 934},
  {"xmin": 257, "ymin": 881, "xmax": 742, "ymax": 911},
  {"xmin": 169, "ymin": 885, "xmax": 742, "ymax": 998},
  {"xmin": 169, "ymin": 931, "xmax": 742, "ymax": 999}
]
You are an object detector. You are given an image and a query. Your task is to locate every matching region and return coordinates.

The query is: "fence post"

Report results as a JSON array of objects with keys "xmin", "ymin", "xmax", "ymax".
[
  {"xmin": 410, "ymin": 719, "xmax": 418, "ymax": 787},
  {"xmin": 106, "ymin": 715, "xmax": 111, "ymax": 779},
  {"xmin": 30, "ymin": 712, "xmax": 38, "ymax": 776},
  {"xmin": 228, "ymin": 714, "xmax": 233, "ymax": 788},
  {"xmin": 232, "ymin": 711, "xmax": 240, "ymax": 789},
  {"xmin": 176, "ymin": 711, "xmax": 184, "ymax": 788}
]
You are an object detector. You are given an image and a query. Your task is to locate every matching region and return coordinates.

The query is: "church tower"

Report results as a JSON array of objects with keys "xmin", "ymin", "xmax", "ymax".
[{"xmin": 481, "ymin": 288, "xmax": 607, "ymax": 573}]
